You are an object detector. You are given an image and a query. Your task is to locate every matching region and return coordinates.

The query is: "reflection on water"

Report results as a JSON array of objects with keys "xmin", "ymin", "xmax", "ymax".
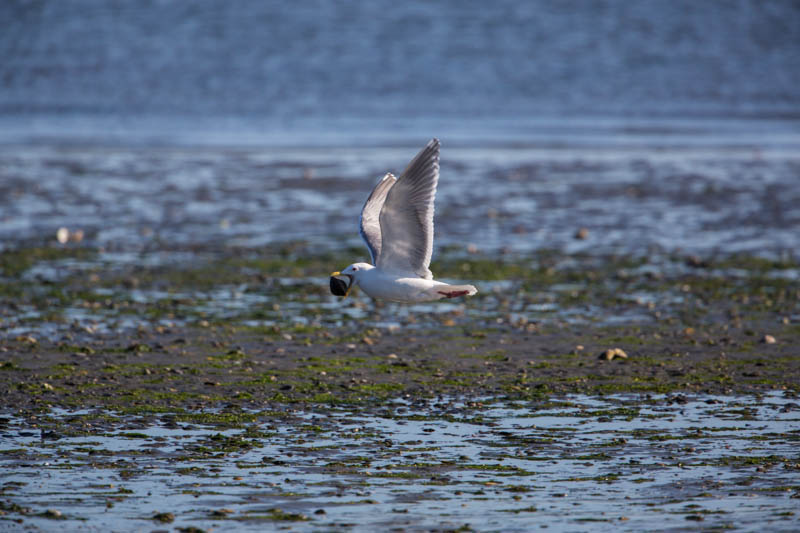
[{"xmin": 1, "ymin": 392, "xmax": 798, "ymax": 531}]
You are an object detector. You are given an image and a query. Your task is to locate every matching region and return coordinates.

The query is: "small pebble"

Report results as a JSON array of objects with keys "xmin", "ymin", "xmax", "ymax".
[{"xmin": 762, "ymin": 334, "xmax": 776, "ymax": 344}]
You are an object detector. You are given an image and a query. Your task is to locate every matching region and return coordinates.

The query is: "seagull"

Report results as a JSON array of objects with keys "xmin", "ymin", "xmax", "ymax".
[{"xmin": 330, "ymin": 138, "xmax": 478, "ymax": 303}]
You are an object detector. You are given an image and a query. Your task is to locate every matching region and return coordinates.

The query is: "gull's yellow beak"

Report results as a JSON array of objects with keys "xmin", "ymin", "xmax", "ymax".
[{"xmin": 330, "ymin": 272, "xmax": 354, "ymax": 298}]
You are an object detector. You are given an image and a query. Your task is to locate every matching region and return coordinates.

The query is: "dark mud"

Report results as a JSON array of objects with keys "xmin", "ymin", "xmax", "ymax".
[{"xmin": 1, "ymin": 319, "xmax": 799, "ymax": 413}]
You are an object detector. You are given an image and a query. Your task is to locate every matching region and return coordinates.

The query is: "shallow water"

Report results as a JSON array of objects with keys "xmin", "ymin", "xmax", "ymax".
[
  {"xmin": 2, "ymin": 141, "xmax": 799, "ymax": 258},
  {"xmin": 1, "ymin": 392, "xmax": 798, "ymax": 531}
]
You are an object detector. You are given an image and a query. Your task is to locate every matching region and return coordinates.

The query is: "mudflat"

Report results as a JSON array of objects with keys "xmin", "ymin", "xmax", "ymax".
[
  {"xmin": 2, "ymin": 320, "xmax": 799, "ymax": 414},
  {"xmin": 2, "ymin": 243, "xmax": 798, "ymax": 409},
  {"xmin": 1, "ymin": 244, "xmax": 799, "ymax": 531}
]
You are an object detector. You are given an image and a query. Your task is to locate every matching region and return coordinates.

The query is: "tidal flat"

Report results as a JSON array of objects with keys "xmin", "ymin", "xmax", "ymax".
[{"xmin": 1, "ymin": 243, "xmax": 799, "ymax": 531}]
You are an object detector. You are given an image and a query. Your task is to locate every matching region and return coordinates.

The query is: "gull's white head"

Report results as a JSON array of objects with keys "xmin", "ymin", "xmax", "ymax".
[{"xmin": 330, "ymin": 262, "xmax": 373, "ymax": 298}]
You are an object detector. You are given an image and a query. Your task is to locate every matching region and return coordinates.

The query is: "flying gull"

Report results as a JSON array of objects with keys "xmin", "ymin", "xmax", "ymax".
[{"xmin": 330, "ymin": 139, "xmax": 478, "ymax": 303}]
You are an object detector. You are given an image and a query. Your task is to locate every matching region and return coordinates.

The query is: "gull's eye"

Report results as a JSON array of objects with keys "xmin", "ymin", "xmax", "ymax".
[{"xmin": 352, "ymin": 267, "xmax": 359, "ymax": 271}]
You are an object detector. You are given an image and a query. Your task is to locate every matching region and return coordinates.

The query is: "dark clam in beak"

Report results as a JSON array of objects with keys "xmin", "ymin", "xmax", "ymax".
[{"xmin": 329, "ymin": 272, "xmax": 353, "ymax": 297}]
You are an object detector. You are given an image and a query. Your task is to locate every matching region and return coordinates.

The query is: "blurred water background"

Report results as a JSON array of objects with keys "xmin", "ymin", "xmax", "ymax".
[{"xmin": 1, "ymin": 0, "xmax": 799, "ymax": 256}]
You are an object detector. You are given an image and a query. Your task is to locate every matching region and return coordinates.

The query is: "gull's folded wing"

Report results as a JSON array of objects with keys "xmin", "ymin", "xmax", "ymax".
[
  {"xmin": 376, "ymin": 138, "xmax": 440, "ymax": 279},
  {"xmin": 359, "ymin": 172, "xmax": 397, "ymax": 265}
]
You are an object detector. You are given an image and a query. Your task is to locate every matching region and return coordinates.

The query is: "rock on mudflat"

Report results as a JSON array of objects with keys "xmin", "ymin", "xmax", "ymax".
[
  {"xmin": 152, "ymin": 512, "xmax": 175, "ymax": 523},
  {"xmin": 762, "ymin": 334, "xmax": 777, "ymax": 344},
  {"xmin": 599, "ymin": 348, "xmax": 628, "ymax": 361}
]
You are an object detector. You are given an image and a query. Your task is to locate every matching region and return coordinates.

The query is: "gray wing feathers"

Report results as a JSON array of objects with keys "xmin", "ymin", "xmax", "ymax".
[
  {"xmin": 359, "ymin": 173, "xmax": 396, "ymax": 264},
  {"xmin": 377, "ymin": 138, "xmax": 440, "ymax": 279}
]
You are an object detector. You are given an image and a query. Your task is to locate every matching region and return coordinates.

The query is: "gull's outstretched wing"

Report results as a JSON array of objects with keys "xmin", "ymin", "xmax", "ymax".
[
  {"xmin": 377, "ymin": 138, "xmax": 440, "ymax": 279},
  {"xmin": 359, "ymin": 172, "xmax": 396, "ymax": 265}
]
